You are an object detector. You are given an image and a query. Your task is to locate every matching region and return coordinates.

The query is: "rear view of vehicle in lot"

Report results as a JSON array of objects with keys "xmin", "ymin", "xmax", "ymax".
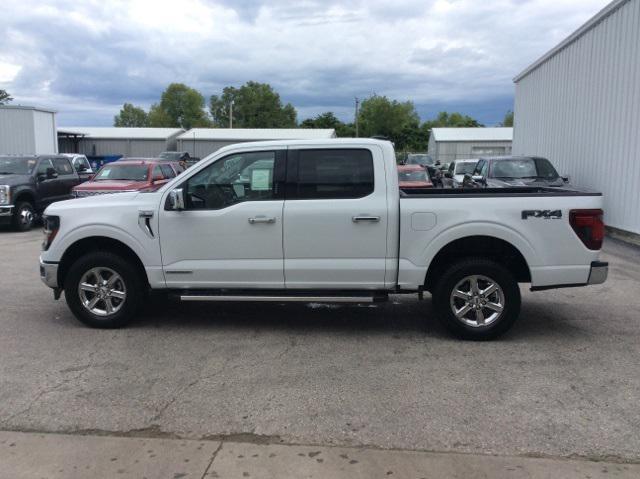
[
  {"xmin": 40, "ymin": 139, "xmax": 608, "ymax": 340},
  {"xmin": 397, "ymin": 164, "xmax": 433, "ymax": 191}
]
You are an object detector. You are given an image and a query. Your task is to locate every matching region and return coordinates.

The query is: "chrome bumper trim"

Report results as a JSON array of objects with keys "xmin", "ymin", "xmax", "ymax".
[
  {"xmin": 0, "ymin": 205, "xmax": 14, "ymax": 216},
  {"xmin": 40, "ymin": 258, "xmax": 59, "ymax": 288},
  {"xmin": 587, "ymin": 261, "xmax": 608, "ymax": 285}
]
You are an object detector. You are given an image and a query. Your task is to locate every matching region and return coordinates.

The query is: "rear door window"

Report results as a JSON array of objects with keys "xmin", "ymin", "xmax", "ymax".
[
  {"xmin": 289, "ymin": 149, "xmax": 374, "ymax": 200},
  {"xmin": 52, "ymin": 157, "xmax": 74, "ymax": 175}
]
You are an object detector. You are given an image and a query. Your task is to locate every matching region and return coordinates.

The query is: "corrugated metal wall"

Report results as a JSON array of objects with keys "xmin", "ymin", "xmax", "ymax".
[
  {"xmin": 32, "ymin": 110, "xmax": 57, "ymax": 154},
  {"xmin": 0, "ymin": 109, "xmax": 36, "ymax": 154},
  {"xmin": 513, "ymin": 0, "xmax": 640, "ymax": 234},
  {"xmin": 429, "ymin": 141, "xmax": 513, "ymax": 163},
  {"xmin": 76, "ymin": 139, "xmax": 167, "ymax": 157},
  {"xmin": 177, "ymin": 139, "xmax": 252, "ymax": 158}
]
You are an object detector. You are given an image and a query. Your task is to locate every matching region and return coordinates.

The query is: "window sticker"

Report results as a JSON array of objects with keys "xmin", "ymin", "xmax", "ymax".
[{"xmin": 251, "ymin": 169, "xmax": 271, "ymax": 191}]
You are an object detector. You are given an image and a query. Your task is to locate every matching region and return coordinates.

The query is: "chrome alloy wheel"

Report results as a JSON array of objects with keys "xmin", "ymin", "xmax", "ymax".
[
  {"xmin": 78, "ymin": 267, "xmax": 126, "ymax": 316},
  {"xmin": 19, "ymin": 206, "xmax": 33, "ymax": 228},
  {"xmin": 449, "ymin": 274, "xmax": 505, "ymax": 327}
]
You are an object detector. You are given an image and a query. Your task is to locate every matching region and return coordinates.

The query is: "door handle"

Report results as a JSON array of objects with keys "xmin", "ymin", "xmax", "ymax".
[
  {"xmin": 352, "ymin": 215, "xmax": 381, "ymax": 223},
  {"xmin": 248, "ymin": 216, "xmax": 276, "ymax": 224}
]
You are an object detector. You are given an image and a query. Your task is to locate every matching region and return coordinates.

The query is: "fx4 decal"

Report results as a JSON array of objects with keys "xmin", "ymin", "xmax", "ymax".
[{"xmin": 522, "ymin": 210, "xmax": 562, "ymax": 220}]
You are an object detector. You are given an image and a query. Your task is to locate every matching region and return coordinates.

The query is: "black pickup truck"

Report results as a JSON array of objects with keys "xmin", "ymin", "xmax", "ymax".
[{"xmin": 0, "ymin": 155, "xmax": 81, "ymax": 231}]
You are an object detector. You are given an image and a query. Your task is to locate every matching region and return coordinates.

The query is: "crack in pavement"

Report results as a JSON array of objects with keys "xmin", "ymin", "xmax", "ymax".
[
  {"xmin": 200, "ymin": 440, "xmax": 224, "ymax": 479},
  {"xmin": 1, "ymin": 350, "xmax": 99, "ymax": 426}
]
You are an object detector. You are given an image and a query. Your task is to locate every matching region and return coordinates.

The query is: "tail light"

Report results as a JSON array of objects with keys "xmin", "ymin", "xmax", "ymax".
[
  {"xmin": 570, "ymin": 209, "xmax": 604, "ymax": 250},
  {"xmin": 42, "ymin": 215, "xmax": 60, "ymax": 251}
]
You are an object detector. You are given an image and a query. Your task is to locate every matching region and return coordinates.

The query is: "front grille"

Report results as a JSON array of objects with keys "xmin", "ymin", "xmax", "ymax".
[{"xmin": 75, "ymin": 190, "xmax": 116, "ymax": 198}]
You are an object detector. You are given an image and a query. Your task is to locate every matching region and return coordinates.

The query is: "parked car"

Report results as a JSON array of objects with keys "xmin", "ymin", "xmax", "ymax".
[
  {"xmin": 61, "ymin": 154, "xmax": 94, "ymax": 182},
  {"xmin": 406, "ymin": 153, "xmax": 443, "ymax": 186},
  {"xmin": 0, "ymin": 154, "xmax": 80, "ymax": 231},
  {"xmin": 116, "ymin": 156, "xmax": 185, "ymax": 175},
  {"xmin": 467, "ymin": 156, "xmax": 569, "ymax": 188},
  {"xmin": 397, "ymin": 164, "xmax": 433, "ymax": 190},
  {"xmin": 72, "ymin": 159, "xmax": 182, "ymax": 198},
  {"xmin": 40, "ymin": 139, "xmax": 607, "ymax": 340},
  {"xmin": 443, "ymin": 159, "xmax": 479, "ymax": 187}
]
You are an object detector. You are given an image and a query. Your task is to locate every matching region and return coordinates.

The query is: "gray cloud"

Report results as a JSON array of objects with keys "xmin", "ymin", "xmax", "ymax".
[{"xmin": 1, "ymin": 0, "xmax": 610, "ymax": 126}]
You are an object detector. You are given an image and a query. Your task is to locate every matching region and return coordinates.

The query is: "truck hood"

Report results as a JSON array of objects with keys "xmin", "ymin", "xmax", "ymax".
[
  {"xmin": 0, "ymin": 173, "xmax": 33, "ymax": 186},
  {"xmin": 74, "ymin": 180, "xmax": 150, "ymax": 191},
  {"xmin": 44, "ymin": 191, "xmax": 149, "ymax": 215}
]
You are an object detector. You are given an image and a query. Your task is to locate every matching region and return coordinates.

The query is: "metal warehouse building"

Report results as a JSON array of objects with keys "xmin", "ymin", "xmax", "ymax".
[
  {"xmin": 0, "ymin": 105, "xmax": 58, "ymax": 154},
  {"xmin": 427, "ymin": 128, "xmax": 513, "ymax": 164},
  {"xmin": 176, "ymin": 128, "xmax": 337, "ymax": 158},
  {"xmin": 58, "ymin": 127, "xmax": 183, "ymax": 158},
  {"xmin": 513, "ymin": 0, "xmax": 640, "ymax": 235}
]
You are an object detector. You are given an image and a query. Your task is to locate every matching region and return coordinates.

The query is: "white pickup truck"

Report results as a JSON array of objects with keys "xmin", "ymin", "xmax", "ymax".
[{"xmin": 39, "ymin": 139, "xmax": 608, "ymax": 339}]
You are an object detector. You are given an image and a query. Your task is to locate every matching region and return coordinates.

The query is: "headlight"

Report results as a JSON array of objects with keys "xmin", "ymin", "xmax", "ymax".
[
  {"xmin": 42, "ymin": 215, "xmax": 60, "ymax": 251},
  {"xmin": 0, "ymin": 185, "xmax": 10, "ymax": 205}
]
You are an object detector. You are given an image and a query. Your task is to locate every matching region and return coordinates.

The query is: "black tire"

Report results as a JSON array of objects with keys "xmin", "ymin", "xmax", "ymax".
[
  {"xmin": 64, "ymin": 251, "xmax": 143, "ymax": 328},
  {"xmin": 12, "ymin": 201, "xmax": 35, "ymax": 231},
  {"xmin": 432, "ymin": 257, "xmax": 521, "ymax": 340}
]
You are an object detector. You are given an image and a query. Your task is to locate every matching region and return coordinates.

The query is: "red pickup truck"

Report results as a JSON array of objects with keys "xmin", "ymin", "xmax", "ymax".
[{"xmin": 72, "ymin": 158, "xmax": 184, "ymax": 198}]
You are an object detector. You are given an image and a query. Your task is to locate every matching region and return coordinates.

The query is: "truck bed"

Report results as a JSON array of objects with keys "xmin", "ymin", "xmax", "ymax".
[{"xmin": 400, "ymin": 186, "xmax": 602, "ymax": 197}]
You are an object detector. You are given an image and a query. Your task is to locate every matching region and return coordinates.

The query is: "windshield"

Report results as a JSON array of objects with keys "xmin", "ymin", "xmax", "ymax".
[
  {"xmin": 94, "ymin": 164, "xmax": 148, "ymax": 181},
  {"xmin": 455, "ymin": 162, "xmax": 477, "ymax": 175},
  {"xmin": 406, "ymin": 154, "xmax": 435, "ymax": 166},
  {"xmin": 0, "ymin": 157, "xmax": 37, "ymax": 175},
  {"xmin": 398, "ymin": 169, "xmax": 428, "ymax": 182},
  {"xmin": 490, "ymin": 158, "xmax": 559, "ymax": 180}
]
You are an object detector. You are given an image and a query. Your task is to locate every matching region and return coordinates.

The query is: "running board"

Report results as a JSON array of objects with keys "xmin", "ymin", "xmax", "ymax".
[{"xmin": 177, "ymin": 292, "xmax": 388, "ymax": 303}]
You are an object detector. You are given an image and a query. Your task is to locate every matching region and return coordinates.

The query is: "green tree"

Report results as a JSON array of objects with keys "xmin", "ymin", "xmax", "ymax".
[
  {"xmin": 300, "ymin": 111, "xmax": 342, "ymax": 129},
  {"xmin": 209, "ymin": 81, "xmax": 297, "ymax": 128},
  {"xmin": 113, "ymin": 102, "xmax": 149, "ymax": 127},
  {"xmin": 0, "ymin": 89, "xmax": 12, "ymax": 105},
  {"xmin": 148, "ymin": 83, "xmax": 211, "ymax": 129},
  {"xmin": 501, "ymin": 110, "xmax": 514, "ymax": 127},
  {"xmin": 357, "ymin": 95, "xmax": 421, "ymax": 150}
]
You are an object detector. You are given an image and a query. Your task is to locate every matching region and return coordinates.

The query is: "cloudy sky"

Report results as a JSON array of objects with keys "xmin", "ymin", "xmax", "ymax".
[{"xmin": 1, "ymin": 0, "xmax": 609, "ymax": 126}]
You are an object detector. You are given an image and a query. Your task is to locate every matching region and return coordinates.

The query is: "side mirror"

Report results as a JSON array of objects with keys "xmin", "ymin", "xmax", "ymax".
[
  {"xmin": 167, "ymin": 188, "xmax": 185, "ymax": 210},
  {"xmin": 46, "ymin": 167, "xmax": 58, "ymax": 179},
  {"xmin": 444, "ymin": 171, "xmax": 453, "ymax": 179},
  {"xmin": 77, "ymin": 164, "xmax": 88, "ymax": 172},
  {"xmin": 562, "ymin": 175, "xmax": 570, "ymax": 183}
]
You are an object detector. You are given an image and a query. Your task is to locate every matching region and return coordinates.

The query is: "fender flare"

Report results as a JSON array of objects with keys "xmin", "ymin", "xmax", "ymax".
[{"xmin": 420, "ymin": 221, "xmax": 539, "ymax": 273}]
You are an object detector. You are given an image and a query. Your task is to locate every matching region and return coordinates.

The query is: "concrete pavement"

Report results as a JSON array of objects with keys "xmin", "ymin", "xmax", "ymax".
[
  {"xmin": 0, "ymin": 229, "xmax": 639, "ymax": 468},
  {"xmin": 2, "ymin": 430, "xmax": 639, "ymax": 479}
]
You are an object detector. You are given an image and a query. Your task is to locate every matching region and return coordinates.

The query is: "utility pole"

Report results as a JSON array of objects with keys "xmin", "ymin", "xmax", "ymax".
[
  {"xmin": 354, "ymin": 97, "xmax": 359, "ymax": 138},
  {"xmin": 229, "ymin": 100, "xmax": 234, "ymax": 128}
]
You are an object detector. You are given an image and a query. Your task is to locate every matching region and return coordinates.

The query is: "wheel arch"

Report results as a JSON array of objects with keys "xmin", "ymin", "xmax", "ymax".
[
  {"xmin": 13, "ymin": 189, "xmax": 36, "ymax": 207},
  {"xmin": 58, "ymin": 236, "xmax": 149, "ymax": 289},
  {"xmin": 424, "ymin": 235, "xmax": 531, "ymax": 291}
]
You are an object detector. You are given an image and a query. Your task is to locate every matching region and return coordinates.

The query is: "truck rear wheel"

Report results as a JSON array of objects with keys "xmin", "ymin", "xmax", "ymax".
[
  {"xmin": 432, "ymin": 258, "xmax": 521, "ymax": 340},
  {"xmin": 64, "ymin": 251, "xmax": 143, "ymax": 328}
]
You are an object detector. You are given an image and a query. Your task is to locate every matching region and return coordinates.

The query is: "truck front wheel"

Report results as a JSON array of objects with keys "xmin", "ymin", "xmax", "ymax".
[
  {"xmin": 64, "ymin": 251, "xmax": 143, "ymax": 328},
  {"xmin": 432, "ymin": 258, "xmax": 521, "ymax": 340},
  {"xmin": 13, "ymin": 201, "xmax": 35, "ymax": 231}
]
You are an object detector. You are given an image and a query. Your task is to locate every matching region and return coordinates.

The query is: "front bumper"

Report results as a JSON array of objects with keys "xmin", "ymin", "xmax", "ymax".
[
  {"xmin": 0, "ymin": 205, "xmax": 14, "ymax": 223},
  {"xmin": 40, "ymin": 257, "xmax": 59, "ymax": 288}
]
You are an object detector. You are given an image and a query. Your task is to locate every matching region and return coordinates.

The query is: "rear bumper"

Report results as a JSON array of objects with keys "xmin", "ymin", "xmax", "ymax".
[
  {"xmin": 530, "ymin": 261, "xmax": 608, "ymax": 291},
  {"xmin": 40, "ymin": 257, "xmax": 59, "ymax": 289},
  {"xmin": 587, "ymin": 261, "xmax": 608, "ymax": 285}
]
